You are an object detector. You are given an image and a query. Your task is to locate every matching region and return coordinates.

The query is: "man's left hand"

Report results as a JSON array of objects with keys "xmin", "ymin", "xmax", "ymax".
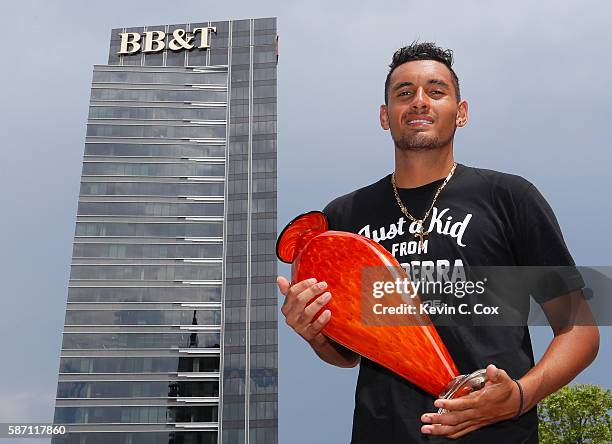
[{"xmin": 420, "ymin": 364, "xmax": 521, "ymax": 439}]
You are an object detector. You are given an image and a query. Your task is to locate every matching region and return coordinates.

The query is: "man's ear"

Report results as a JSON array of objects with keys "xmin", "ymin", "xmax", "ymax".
[
  {"xmin": 380, "ymin": 104, "xmax": 390, "ymax": 130},
  {"xmin": 456, "ymin": 100, "xmax": 469, "ymax": 127}
]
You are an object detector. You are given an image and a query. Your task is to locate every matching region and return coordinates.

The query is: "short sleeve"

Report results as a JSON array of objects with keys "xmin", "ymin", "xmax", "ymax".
[
  {"xmin": 512, "ymin": 184, "xmax": 584, "ymax": 303},
  {"xmin": 322, "ymin": 201, "xmax": 340, "ymax": 231},
  {"xmin": 322, "ymin": 193, "xmax": 354, "ymax": 232}
]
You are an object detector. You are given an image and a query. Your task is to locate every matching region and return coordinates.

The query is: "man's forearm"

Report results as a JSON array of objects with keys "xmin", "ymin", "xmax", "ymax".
[
  {"xmin": 520, "ymin": 324, "xmax": 599, "ymax": 412},
  {"xmin": 308, "ymin": 333, "xmax": 360, "ymax": 368},
  {"xmin": 520, "ymin": 290, "xmax": 600, "ymax": 412}
]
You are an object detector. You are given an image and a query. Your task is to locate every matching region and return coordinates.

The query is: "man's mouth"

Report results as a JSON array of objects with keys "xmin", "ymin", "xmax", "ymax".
[{"xmin": 405, "ymin": 116, "xmax": 434, "ymax": 126}]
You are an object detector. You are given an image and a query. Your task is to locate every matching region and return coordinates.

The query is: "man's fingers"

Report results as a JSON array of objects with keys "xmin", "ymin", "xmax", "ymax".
[
  {"xmin": 303, "ymin": 292, "xmax": 332, "ymax": 320},
  {"xmin": 297, "ymin": 281, "xmax": 328, "ymax": 304},
  {"xmin": 422, "ymin": 409, "xmax": 475, "ymax": 427},
  {"xmin": 278, "ymin": 276, "xmax": 317, "ymax": 297},
  {"xmin": 496, "ymin": 367, "xmax": 512, "ymax": 383},
  {"xmin": 276, "ymin": 276, "xmax": 290, "ymax": 295},
  {"xmin": 422, "ymin": 419, "xmax": 478, "ymax": 437},
  {"xmin": 480, "ymin": 364, "xmax": 512, "ymax": 393},
  {"xmin": 287, "ymin": 281, "xmax": 328, "ymax": 321},
  {"xmin": 284, "ymin": 281, "xmax": 328, "ymax": 327},
  {"xmin": 279, "ymin": 277, "xmax": 317, "ymax": 316},
  {"xmin": 277, "ymin": 277, "xmax": 332, "ymax": 342},
  {"xmin": 434, "ymin": 393, "xmax": 478, "ymax": 412},
  {"xmin": 423, "ymin": 366, "xmax": 516, "ymax": 438},
  {"xmin": 486, "ymin": 363, "xmax": 500, "ymax": 382},
  {"xmin": 288, "ymin": 278, "xmax": 318, "ymax": 298},
  {"xmin": 301, "ymin": 310, "xmax": 331, "ymax": 341}
]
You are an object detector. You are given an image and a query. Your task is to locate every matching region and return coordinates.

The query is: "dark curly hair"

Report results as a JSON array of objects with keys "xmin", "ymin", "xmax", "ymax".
[{"xmin": 384, "ymin": 41, "xmax": 461, "ymax": 104}]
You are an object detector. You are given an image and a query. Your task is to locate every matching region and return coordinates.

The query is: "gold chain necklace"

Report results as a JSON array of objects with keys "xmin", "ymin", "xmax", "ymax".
[{"xmin": 391, "ymin": 162, "xmax": 457, "ymax": 250}]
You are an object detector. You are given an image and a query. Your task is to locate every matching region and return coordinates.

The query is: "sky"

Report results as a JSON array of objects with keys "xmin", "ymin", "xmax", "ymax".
[{"xmin": 0, "ymin": 1, "xmax": 610, "ymax": 443}]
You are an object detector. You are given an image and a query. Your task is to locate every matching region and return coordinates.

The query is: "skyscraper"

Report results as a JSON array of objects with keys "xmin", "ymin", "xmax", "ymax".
[{"xmin": 52, "ymin": 17, "xmax": 278, "ymax": 444}]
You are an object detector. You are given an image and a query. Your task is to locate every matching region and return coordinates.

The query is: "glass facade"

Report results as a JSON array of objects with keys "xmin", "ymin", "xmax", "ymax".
[{"xmin": 53, "ymin": 18, "xmax": 277, "ymax": 444}]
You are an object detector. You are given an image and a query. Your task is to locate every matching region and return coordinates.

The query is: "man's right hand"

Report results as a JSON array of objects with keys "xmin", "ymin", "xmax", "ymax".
[
  {"xmin": 277, "ymin": 276, "xmax": 359, "ymax": 368},
  {"xmin": 277, "ymin": 276, "xmax": 332, "ymax": 343}
]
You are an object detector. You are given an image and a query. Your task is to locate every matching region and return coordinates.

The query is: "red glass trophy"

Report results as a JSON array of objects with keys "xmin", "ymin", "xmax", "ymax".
[{"xmin": 277, "ymin": 211, "xmax": 487, "ymax": 410}]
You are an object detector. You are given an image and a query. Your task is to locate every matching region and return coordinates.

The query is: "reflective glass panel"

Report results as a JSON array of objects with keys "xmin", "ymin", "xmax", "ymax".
[
  {"xmin": 67, "ymin": 287, "xmax": 221, "ymax": 303},
  {"xmin": 57, "ymin": 381, "xmax": 218, "ymax": 398},
  {"xmin": 80, "ymin": 181, "xmax": 224, "ymax": 196},
  {"xmin": 75, "ymin": 222, "xmax": 222, "ymax": 238},
  {"xmin": 86, "ymin": 124, "xmax": 225, "ymax": 139},
  {"xmin": 65, "ymin": 309, "xmax": 221, "ymax": 325},
  {"xmin": 81, "ymin": 162, "xmax": 224, "ymax": 177},
  {"xmin": 70, "ymin": 263, "xmax": 221, "ymax": 280},
  {"xmin": 54, "ymin": 405, "xmax": 217, "ymax": 423},
  {"xmin": 84, "ymin": 143, "xmax": 225, "ymax": 157},
  {"xmin": 92, "ymin": 70, "xmax": 227, "ymax": 85},
  {"xmin": 76, "ymin": 202, "xmax": 223, "ymax": 217},
  {"xmin": 62, "ymin": 332, "xmax": 221, "ymax": 349},
  {"xmin": 51, "ymin": 431, "xmax": 217, "ymax": 444},
  {"xmin": 59, "ymin": 356, "xmax": 220, "ymax": 373},
  {"xmin": 91, "ymin": 88, "xmax": 227, "ymax": 102},
  {"xmin": 72, "ymin": 242, "xmax": 223, "ymax": 258},
  {"xmin": 89, "ymin": 105, "xmax": 226, "ymax": 120}
]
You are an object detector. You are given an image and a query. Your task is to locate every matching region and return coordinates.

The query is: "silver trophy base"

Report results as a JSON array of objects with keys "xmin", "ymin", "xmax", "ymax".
[{"xmin": 437, "ymin": 369, "xmax": 488, "ymax": 414}]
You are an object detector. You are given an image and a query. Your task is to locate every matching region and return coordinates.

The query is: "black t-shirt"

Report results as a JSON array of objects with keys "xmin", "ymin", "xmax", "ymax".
[{"xmin": 322, "ymin": 163, "xmax": 584, "ymax": 444}]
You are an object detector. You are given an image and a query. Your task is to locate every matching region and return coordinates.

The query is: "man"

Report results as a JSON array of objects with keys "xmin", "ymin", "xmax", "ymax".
[{"xmin": 277, "ymin": 42, "xmax": 599, "ymax": 443}]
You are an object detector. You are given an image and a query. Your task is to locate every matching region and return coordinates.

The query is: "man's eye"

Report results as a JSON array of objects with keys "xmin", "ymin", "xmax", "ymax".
[
  {"xmin": 431, "ymin": 90, "xmax": 444, "ymax": 95},
  {"xmin": 398, "ymin": 91, "xmax": 413, "ymax": 96}
]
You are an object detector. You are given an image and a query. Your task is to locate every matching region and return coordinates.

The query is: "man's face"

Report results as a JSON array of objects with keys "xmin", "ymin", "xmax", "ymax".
[{"xmin": 380, "ymin": 60, "xmax": 468, "ymax": 151}]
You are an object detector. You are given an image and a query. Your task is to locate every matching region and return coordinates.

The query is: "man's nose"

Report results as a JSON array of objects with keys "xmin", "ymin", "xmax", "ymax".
[{"xmin": 411, "ymin": 86, "xmax": 429, "ymax": 111}]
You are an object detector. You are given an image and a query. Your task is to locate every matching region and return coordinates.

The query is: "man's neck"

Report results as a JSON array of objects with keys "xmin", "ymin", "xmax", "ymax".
[{"xmin": 394, "ymin": 147, "xmax": 455, "ymax": 188}]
